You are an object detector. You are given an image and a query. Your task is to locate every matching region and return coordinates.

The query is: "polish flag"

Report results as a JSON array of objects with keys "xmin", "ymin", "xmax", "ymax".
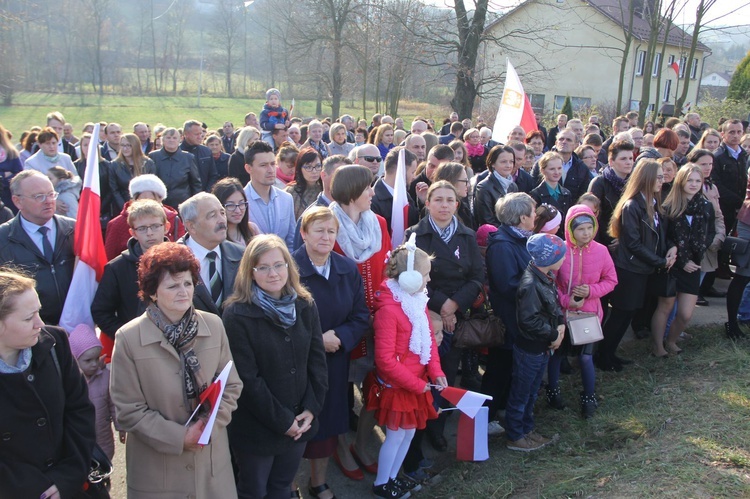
[
  {"xmin": 492, "ymin": 59, "xmax": 538, "ymax": 144},
  {"xmin": 670, "ymin": 61, "xmax": 680, "ymax": 76},
  {"xmin": 185, "ymin": 361, "xmax": 234, "ymax": 446},
  {"xmin": 440, "ymin": 386, "xmax": 493, "ymax": 419},
  {"xmin": 59, "ymin": 124, "xmax": 109, "ymax": 334},
  {"xmin": 457, "ymin": 406, "xmax": 490, "ymax": 461},
  {"xmin": 390, "ymin": 148, "xmax": 410, "ymax": 248}
]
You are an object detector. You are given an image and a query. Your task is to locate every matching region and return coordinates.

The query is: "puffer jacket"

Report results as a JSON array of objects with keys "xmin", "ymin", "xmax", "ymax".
[
  {"xmin": 85, "ymin": 366, "xmax": 119, "ymax": 460},
  {"xmin": 613, "ymin": 195, "xmax": 671, "ymax": 274},
  {"xmin": 556, "ymin": 204, "xmax": 618, "ymax": 321},
  {"xmin": 55, "ymin": 177, "xmax": 82, "ymax": 219},
  {"xmin": 373, "ymin": 281, "xmax": 445, "ymax": 393},
  {"xmin": 516, "ymin": 263, "xmax": 565, "ymax": 354}
]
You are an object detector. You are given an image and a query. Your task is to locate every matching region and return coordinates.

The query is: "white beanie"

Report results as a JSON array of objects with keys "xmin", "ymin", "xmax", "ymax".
[{"xmin": 129, "ymin": 174, "xmax": 167, "ymax": 200}]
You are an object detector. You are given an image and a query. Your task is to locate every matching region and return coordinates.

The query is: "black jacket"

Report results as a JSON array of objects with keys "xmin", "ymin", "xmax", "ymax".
[
  {"xmin": 405, "ymin": 217, "xmax": 484, "ymax": 316},
  {"xmin": 0, "ymin": 327, "xmax": 95, "ymax": 499},
  {"xmin": 108, "ymin": 158, "xmax": 156, "ymax": 213},
  {"xmin": 468, "ymin": 147, "xmax": 488, "ymax": 174},
  {"xmin": 588, "ymin": 174, "xmax": 623, "ymax": 247},
  {"xmin": 666, "ymin": 197, "xmax": 712, "ymax": 269},
  {"xmin": 224, "ymin": 298, "xmax": 328, "ymax": 456},
  {"xmin": 515, "ymin": 169, "xmax": 536, "ymax": 194},
  {"xmin": 531, "ymin": 152, "xmax": 589, "ymax": 201},
  {"xmin": 228, "ymin": 149, "xmax": 250, "ymax": 187},
  {"xmin": 32, "ymin": 138, "xmax": 78, "ymax": 162},
  {"xmin": 370, "ymin": 178, "xmax": 420, "ymax": 237},
  {"xmin": 711, "ymin": 144, "xmax": 749, "ymax": 212},
  {"xmin": 222, "ymin": 134, "xmax": 235, "ymax": 154},
  {"xmin": 74, "ymin": 158, "xmax": 116, "ymax": 219},
  {"xmin": 148, "ymin": 148, "xmax": 203, "ymax": 210},
  {"xmin": 178, "ymin": 235, "xmax": 244, "ymax": 317},
  {"xmin": 546, "ymin": 126, "xmax": 561, "ymax": 151},
  {"xmin": 181, "ymin": 141, "xmax": 219, "ymax": 192},
  {"xmin": 529, "ymin": 182, "xmax": 573, "ymax": 237},
  {"xmin": 214, "ymin": 152, "xmax": 231, "ymax": 180},
  {"xmin": 0, "ymin": 214, "xmax": 75, "ymax": 325},
  {"xmin": 613, "ymin": 195, "xmax": 670, "ymax": 274},
  {"xmin": 598, "ymin": 137, "xmax": 614, "ymax": 165},
  {"xmin": 474, "ymin": 172, "xmax": 515, "ymax": 228},
  {"xmin": 91, "ymin": 237, "xmax": 147, "ymax": 340},
  {"xmin": 408, "ymin": 171, "xmax": 431, "ymax": 212},
  {"xmin": 516, "ymin": 264, "xmax": 564, "ymax": 354}
]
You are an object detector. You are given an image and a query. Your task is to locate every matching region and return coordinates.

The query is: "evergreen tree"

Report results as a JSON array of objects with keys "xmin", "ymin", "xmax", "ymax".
[{"xmin": 561, "ymin": 96, "xmax": 574, "ymax": 119}]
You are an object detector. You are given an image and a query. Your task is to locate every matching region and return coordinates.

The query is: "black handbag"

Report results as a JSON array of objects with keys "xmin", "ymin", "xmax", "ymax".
[
  {"xmin": 454, "ymin": 289, "xmax": 505, "ymax": 349},
  {"xmin": 722, "ymin": 236, "xmax": 749, "ymax": 264}
]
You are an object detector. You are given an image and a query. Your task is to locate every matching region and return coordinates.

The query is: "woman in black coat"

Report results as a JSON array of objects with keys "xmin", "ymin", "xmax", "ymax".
[
  {"xmin": 402, "ymin": 180, "xmax": 484, "ymax": 469},
  {"xmin": 109, "ymin": 133, "xmax": 156, "ymax": 213},
  {"xmin": 293, "ymin": 206, "xmax": 370, "ymax": 498},
  {"xmin": 474, "ymin": 145, "xmax": 518, "ymax": 227},
  {"xmin": 223, "ymin": 234, "xmax": 328, "ymax": 499},
  {"xmin": 588, "ymin": 140, "xmax": 635, "ymax": 248},
  {"xmin": 0, "ymin": 270, "xmax": 96, "ymax": 499},
  {"xmin": 597, "ymin": 160, "xmax": 677, "ymax": 371}
]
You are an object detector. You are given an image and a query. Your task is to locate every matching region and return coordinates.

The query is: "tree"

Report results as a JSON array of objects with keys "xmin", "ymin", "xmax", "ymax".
[
  {"xmin": 561, "ymin": 96, "xmax": 573, "ymax": 119},
  {"xmin": 727, "ymin": 52, "xmax": 750, "ymax": 103},
  {"xmin": 615, "ymin": 0, "xmax": 636, "ymax": 114},
  {"xmin": 209, "ymin": 0, "xmax": 244, "ymax": 97}
]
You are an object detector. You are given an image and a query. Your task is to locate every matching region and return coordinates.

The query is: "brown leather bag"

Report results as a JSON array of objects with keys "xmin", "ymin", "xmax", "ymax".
[{"xmin": 454, "ymin": 288, "xmax": 505, "ymax": 348}]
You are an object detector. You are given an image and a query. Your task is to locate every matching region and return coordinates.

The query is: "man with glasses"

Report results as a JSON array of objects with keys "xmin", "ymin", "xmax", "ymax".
[
  {"xmin": 350, "ymin": 143, "xmax": 383, "ymax": 177},
  {"xmin": 177, "ymin": 192, "xmax": 243, "ymax": 317},
  {"xmin": 0, "ymin": 170, "xmax": 76, "ymax": 325},
  {"xmin": 92, "ymin": 199, "xmax": 170, "ymax": 359}
]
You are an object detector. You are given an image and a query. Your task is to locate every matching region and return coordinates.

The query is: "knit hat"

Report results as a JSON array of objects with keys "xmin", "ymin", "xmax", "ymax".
[
  {"xmin": 265, "ymin": 88, "xmax": 281, "ymax": 101},
  {"xmin": 570, "ymin": 213, "xmax": 596, "ymax": 231},
  {"xmin": 476, "ymin": 224, "xmax": 498, "ymax": 247},
  {"xmin": 526, "ymin": 233, "xmax": 566, "ymax": 267},
  {"xmin": 129, "ymin": 174, "xmax": 167, "ymax": 200},
  {"xmin": 68, "ymin": 324, "xmax": 102, "ymax": 360}
]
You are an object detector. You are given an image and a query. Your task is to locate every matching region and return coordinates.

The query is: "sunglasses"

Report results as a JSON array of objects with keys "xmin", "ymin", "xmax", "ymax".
[{"xmin": 361, "ymin": 156, "xmax": 382, "ymax": 163}]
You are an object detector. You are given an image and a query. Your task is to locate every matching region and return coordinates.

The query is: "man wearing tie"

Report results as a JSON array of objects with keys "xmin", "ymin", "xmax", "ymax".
[
  {"xmin": 0, "ymin": 170, "xmax": 75, "ymax": 325},
  {"xmin": 177, "ymin": 193, "xmax": 244, "ymax": 316}
]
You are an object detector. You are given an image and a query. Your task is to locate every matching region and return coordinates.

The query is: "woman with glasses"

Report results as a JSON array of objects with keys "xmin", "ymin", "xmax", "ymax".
[
  {"xmin": 286, "ymin": 148, "xmax": 324, "ymax": 219},
  {"xmin": 575, "ymin": 145, "xmax": 599, "ymax": 178},
  {"xmin": 223, "ymin": 234, "xmax": 328, "ymax": 499},
  {"xmin": 109, "ymin": 133, "xmax": 156, "ymax": 213},
  {"xmin": 212, "ymin": 178, "xmax": 259, "ymax": 246}
]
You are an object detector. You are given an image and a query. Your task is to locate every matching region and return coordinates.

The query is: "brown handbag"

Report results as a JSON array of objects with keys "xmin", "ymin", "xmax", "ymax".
[{"xmin": 454, "ymin": 287, "xmax": 505, "ymax": 348}]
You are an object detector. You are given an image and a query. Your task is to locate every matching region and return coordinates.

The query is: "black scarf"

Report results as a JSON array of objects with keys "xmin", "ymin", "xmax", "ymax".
[
  {"xmin": 602, "ymin": 166, "xmax": 628, "ymax": 194},
  {"xmin": 673, "ymin": 194, "xmax": 707, "ymax": 267}
]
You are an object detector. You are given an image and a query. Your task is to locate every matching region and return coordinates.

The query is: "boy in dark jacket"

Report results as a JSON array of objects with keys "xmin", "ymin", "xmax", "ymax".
[{"xmin": 506, "ymin": 233, "xmax": 566, "ymax": 452}]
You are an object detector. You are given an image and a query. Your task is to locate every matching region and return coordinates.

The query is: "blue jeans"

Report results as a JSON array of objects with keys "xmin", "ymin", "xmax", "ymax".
[{"xmin": 504, "ymin": 345, "xmax": 549, "ymax": 441}]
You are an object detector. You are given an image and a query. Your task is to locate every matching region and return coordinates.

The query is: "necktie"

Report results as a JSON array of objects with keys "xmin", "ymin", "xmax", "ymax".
[
  {"xmin": 38, "ymin": 226, "xmax": 53, "ymax": 262},
  {"xmin": 206, "ymin": 251, "xmax": 223, "ymax": 307}
]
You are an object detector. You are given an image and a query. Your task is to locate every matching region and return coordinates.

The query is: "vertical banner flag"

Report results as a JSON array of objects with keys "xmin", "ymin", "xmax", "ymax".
[
  {"xmin": 492, "ymin": 59, "xmax": 538, "ymax": 144},
  {"xmin": 59, "ymin": 124, "xmax": 108, "ymax": 333},
  {"xmin": 391, "ymin": 148, "xmax": 410, "ymax": 248},
  {"xmin": 670, "ymin": 61, "xmax": 680, "ymax": 76},
  {"xmin": 457, "ymin": 406, "xmax": 490, "ymax": 462}
]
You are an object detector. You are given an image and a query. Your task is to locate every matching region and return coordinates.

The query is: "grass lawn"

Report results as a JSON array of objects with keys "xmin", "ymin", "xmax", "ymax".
[
  {"xmin": 0, "ymin": 93, "xmax": 445, "ymax": 137},
  {"xmin": 431, "ymin": 325, "xmax": 750, "ymax": 498}
]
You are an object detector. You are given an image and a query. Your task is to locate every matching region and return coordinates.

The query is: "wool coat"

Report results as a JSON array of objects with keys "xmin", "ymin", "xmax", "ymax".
[
  {"xmin": 110, "ymin": 310, "xmax": 242, "ymax": 499},
  {"xmin": 223, "ymin": 297, "xmax": 328, "ymax": 456}
]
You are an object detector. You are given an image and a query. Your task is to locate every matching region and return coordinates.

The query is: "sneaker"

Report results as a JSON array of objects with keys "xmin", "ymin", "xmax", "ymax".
[
  {"xmin": 373, "ymin": 482, "xmax": 405, "ymax": 498},
  {"xmin": 488, "ymin": 420, "xmax": 505, "ymax": 436},
  {"xmin": 392, "ymin": 475, "xmax": 422, "ymax": 493},
  {"xmin": 525, "ymin": 431, "xmax": 553, "ymax": 447},
  {"xmin": 403, "ymin": 468, "xmax": 431, "ymax": 484},
  {"xmin": 506, "ymin": 436, "xmax": 544, "ymax": 452}
]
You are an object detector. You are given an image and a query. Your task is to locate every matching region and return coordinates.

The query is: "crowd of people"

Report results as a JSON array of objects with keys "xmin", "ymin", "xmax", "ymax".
[{"xmin": 1, "ymin": 91, "xmax": 750, "ymax": 499}]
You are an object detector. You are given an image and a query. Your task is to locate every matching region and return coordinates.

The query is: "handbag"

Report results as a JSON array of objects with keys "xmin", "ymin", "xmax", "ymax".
[
  {"xmin": 49, "ymin": 346, "xmax": 113, "ymax": 499},
  {"xmin": 564, "ymin": 252, "xmax": 603, "ymax": 346},
  {"xmin": 722, "ymin": 236, "xmax": 749, "ymax": 264},
  {"xmin": 454, "ymin": 286, "xmax": 505, "ymax": 349}
]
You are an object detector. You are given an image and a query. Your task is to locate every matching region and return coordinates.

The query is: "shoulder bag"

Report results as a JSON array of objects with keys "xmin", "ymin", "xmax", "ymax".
[
  {"xmin": 564, "ymin": 254, "xmax": 603, "ymax": 346},
  {"xmin": 454, "ymin": 285, "xmax": 505, "ymax": 349}
]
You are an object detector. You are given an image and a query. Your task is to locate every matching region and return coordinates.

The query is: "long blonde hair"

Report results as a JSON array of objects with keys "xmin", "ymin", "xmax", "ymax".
[
  {"xmin": 115, "ymin": 133, "xmax": 148, "ymax": 176},
  {"xmin": 609, "ymin": 159, "xmax": 662, "ymax": 239},
  {"xmin": 225, "ymin": 234, "xmax": 312, "ymax": 307},
  {"xmin": 662, "ymin": 164, "xmax": 703, "ymax": 219}
]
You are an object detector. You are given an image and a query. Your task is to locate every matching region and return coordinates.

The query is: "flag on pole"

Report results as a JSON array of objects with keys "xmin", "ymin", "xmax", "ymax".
[
  {"xmin": 185, "ymin": 361, "xmax": 234, "ymax": 446},
  {"xmin": 440, "ymin": 386, "xmax": 493, "ymax": 419},
  {"xmin": 59, "ymin": 124, "xmax": 108, "ymax": 333},
  {"xmin": 492, "ymin": 59, "xmax": 538, "ymax": 144},
  {"xmin": 456, "ymin": 406, "xmax": 490, "ymax": 461},
  {"xmin": 670, "ymin": 61, "xmax": 680, "ymax": 76},
  {"xmin": 390, "ymin": 148, "xmax": 410, "ymax": 248}
]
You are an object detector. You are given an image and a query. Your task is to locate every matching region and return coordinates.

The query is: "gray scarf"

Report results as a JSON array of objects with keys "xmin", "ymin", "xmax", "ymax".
[
  {"xmin": 330, "ymin": 202, "xmax": 382, "ymax": 263},
  {"xmin": 252, "ymin": 284, "xmax": 298, "ymax": 328},
  {"xmin": 429, "ymin": 215, "xmax": 458, "ymax": 243}
]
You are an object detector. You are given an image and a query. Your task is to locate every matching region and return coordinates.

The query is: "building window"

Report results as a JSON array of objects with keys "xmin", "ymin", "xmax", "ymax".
[
  {"xmin": 528, "ymin": 93, "xmax": 545, "ymax": 113},
  {"xmin": 691, "ymin": 58, "xmax": 698, "ymax": 79},
  {"xmin": 668, "ymin": 54, "xmax": 675, "ymax": 65},
  {"xmin": 663, "ymin": 79, "xmax": 672, "ymax": 102},
  {"xmin": 553, "ymin": 95, "xmax": 592, "ymax": 111},
  {"xmin": 652, "ymin": 53, "xmax": 661, "ymax": 77},
  {"xmin": 679, "ymin": 56, "xmax": 687, "ymax": 78},
  {"xmin": 648, "ymin": 104, "xmax": 655, "ymax": 113},
  {"xmin": 636, "ymin": 51, "xmax": 646, "ymax": 76}
]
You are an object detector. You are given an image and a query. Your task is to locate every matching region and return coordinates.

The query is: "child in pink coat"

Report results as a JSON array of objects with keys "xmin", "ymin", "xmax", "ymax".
[
  {"xmin": 365, "ymin": 236, "xmax": 447, "ymax": 498},
  {"xmin": 69, "ymin": 324, "xmax": 124, "ymax": 460},
  {"xmin": 552, "ymin": 205, "xmax": 618, "ymax": 418}
]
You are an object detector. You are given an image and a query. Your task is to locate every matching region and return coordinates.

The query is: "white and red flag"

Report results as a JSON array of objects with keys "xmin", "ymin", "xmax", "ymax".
[
  {"xmin": 390, "ymin": 148, "xmax": 410, "ymax": 248},
  {"xmin": 456, "ymin": 406, "xmax": 490, "ymax": 462},
  {"xmin": 440, "ymin": 386, "xmax": 493, "ymax": 419},
  {"xmin": 492, "ymin": 59, "xmax": 538, "ymax": 144},
  {"xmin": 59, "ymin": 124, "xmax": 108, "ymax": 333},
  {"xmin": 186, "ymin": 360, "xmax": 234, "ymax": 446}
]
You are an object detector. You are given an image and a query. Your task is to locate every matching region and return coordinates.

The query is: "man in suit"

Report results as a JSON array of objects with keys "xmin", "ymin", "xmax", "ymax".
[
  {"xmin": 370, "ymin": 147, "xmax": 420, "ymax": 235},
  {"xmin": 545, "ymin": 113, "xmax": 568, "ymax": 151},
  {"xmin": 178, "ymin": 192, "xmax": 243, "ymax": 317},
  {"xmin": 0, "ymin": 170, "xmax": 75, "ymax": 325}
]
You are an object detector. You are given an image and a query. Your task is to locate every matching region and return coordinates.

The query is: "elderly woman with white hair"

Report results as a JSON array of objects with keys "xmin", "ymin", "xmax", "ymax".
[
  {"xmin": 148, "ymin": 127, "xmax": 202, "ymax": 209},
  {"xmin": 302, "ymin": 120, "xmax": 331, "ymax": 160},
  {"xmin": 228, "ymin": 126, "xmax": 262, "ymax": 185},
  {"xmin": 328, "ymin": 122, "xmax": 354, "ymax": 157}
]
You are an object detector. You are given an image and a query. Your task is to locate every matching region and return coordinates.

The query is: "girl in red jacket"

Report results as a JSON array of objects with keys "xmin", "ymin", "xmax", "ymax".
[{"xmin": 367, "ymin": 235, "xmax": 447, "ymax": 498}]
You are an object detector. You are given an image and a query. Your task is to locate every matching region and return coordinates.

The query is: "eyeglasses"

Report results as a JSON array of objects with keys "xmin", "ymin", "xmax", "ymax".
[
  {"xmin": 132, "ymin": 223, "xmax": 164, "ymax": 234},
  {"xmin": 120, "ymin": 143, "xmax": 132, "ymax": 148},
  {"xmin": 224, "ymin": 202, "xmax": 248, "ymax": 212},
  {"xmin": 253, "ymin": 262, "xmax": 288, "ymax": 275},
  {"xmin": 360, "ymin": 156, "xmax": 382, "ymax": 163},
  {"xmin": 302, "ymin": 163, "xmax": 323, "ymax": 172},
  {"xmin": 19, "ymin": 191, "xmax": 59, "ymax": 203},
  {"xmin": 456, "ymin": 179, "xmax": 470, "ymax": 184}
]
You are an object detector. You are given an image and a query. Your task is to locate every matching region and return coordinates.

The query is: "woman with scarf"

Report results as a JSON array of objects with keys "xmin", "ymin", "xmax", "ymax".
[
  {"xmin": 588, "ymin": 140, "xmax": 635, "ymax": 250},
  {"xmin": 474, "ymin": 145, "xmax": 518, "ymax": 227},
  {"xmin": 328, "ymin": 164, "xmax": 392, "ymax": 479},
  {"xmin": 464, "ymin": 127, "xmax": 488, "ymax": 174},
  {"xmin": 530, "ymin": 152, "xmax": 573, "ymax": 238},
  {"xmin": 652, "ymin": 165, "xmax": 711, "ymax": 356},
  {"xmin": 302, "ymin": 120, "xmax": 331, "ymax": 160},
  {"xmin": 110, "ymin": 242, "xmax": 242, "ymax": 499},
  {"xmin": 223, "ymin": 234, "xmax": 328, "ymax": 499}
]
